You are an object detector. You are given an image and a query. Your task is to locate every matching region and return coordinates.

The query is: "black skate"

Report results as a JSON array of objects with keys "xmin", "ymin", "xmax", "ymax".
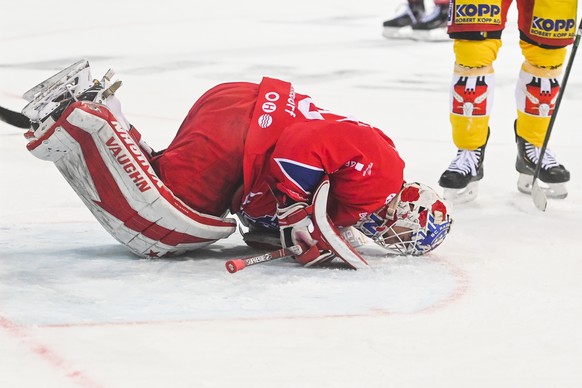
[
  {"xmin": 515, "ymin": 127, "xmax": 569, "ymax": 199},
  {"xmin": 412, "ymin": 4, "xmax": 448, "ymax": 30},
  {"xmin": 382, "ymin": 1, "xmax": 425, "ymax": 39},
  {"xmin": 439, "ymin": 144, "xmax": 486, "ymax": 204},
  {"xmin": 410, "ymin": 4, "xmax": 449, "ymax": 41}
]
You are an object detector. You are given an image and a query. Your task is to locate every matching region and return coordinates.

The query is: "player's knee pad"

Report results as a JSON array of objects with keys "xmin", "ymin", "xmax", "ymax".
[
  {"xmin": 449, "ymin": 41, "xmax": 498, "ymax": 149},
  {"xmin": 26, "ymin": 101, "xmax": 237, "ymax": 257}
]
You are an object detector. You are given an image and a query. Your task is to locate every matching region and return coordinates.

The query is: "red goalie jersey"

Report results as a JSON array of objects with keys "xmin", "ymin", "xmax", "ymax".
[{"xmin": 150, "ymin": 77, "xmax": 405, "ymax": 231}]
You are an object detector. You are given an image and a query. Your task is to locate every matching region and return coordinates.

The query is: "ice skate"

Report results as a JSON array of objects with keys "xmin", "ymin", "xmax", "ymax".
[
  {"xmin": 21, "ymin": 60, "xmax": 95, "ymax": 130},
  {"xmin": 21, "ymin": 59, "xmax": 127, "ymax": 139},
  {"xmin": 23, "ymin": 59, "xmax": 91, "ymax": 102},
  {"xmin": 382, "ymin": 1, "xmax": 425, "ymax": 40},
  {"xmin": 515, "ymin": 129, "xmax": 569, "ymax": 199},
  {"xmin": 439, "ymin": 144, "xmax": 486, "ymax": 204},
  {"xmin": 410, "ymin": 4, "xmax": 449, "ymax": 42},
  {"xmin": 22, "ymin": 60, "xmax": 122, "ymax": 122}
]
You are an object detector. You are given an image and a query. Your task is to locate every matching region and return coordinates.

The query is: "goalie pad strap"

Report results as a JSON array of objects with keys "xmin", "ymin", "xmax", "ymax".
[{"xmin": 27, "ymin": 102, "xmax": 236, "ymax": 257}]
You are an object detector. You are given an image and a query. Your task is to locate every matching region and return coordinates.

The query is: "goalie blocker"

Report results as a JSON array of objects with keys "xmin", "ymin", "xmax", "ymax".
[{"xmin": 25, "ymin": 101, "xmax": 237, "ymax": 258}]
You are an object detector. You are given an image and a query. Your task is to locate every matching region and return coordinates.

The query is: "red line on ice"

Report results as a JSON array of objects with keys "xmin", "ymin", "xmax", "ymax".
[{"xmin": 0, "ymin": 315, "xmax": 102, "ymax": 388}]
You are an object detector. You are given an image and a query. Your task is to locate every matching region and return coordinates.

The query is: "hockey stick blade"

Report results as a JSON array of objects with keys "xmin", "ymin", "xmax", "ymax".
[
  {"xmin": 225, "ymin": 243, "xmax": 308, "ymax": 273},
  {"xmin": 531, "ymin": 180, "xmax": 547, "ymax": 212},
  {"xmin": 0, "ymin": 106, "xmax": 30, "ymax": 129}
]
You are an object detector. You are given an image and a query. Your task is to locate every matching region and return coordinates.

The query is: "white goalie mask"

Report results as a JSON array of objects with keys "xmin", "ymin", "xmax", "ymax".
[{"xmin": 355, "ymin": 182, "xmax": 452, "ymax": 255}]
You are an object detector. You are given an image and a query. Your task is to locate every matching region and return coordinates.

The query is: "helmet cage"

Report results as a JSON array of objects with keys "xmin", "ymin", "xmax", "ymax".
[
  {"xmin": 355, "ymin": 183, "xmax": 452, "ymax": 256},
  {"xmin": 354, "ymin": 201, "xmax": 397, "ymax": 244},
  {"xmin": 380, "ymin": 212, "xmax": 451, "ymax": 255}
]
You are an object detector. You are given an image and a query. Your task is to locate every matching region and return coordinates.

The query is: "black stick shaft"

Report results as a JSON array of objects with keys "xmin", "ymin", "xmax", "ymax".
[
  {"xmin": 532, "ymin": 19, "xmax": 582, "ymax": 183},
  {"xmin": 0, "ymin": 106, "xmax": 30, "ymax": 129}
]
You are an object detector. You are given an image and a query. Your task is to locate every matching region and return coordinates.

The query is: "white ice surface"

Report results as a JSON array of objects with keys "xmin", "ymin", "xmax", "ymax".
[{"xmin": 1, "ymin": 1, "xmax": 582, "ymax": 387}]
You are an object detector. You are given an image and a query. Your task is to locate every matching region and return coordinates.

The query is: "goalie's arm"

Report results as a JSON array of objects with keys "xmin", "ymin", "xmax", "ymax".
[{"xmin": 268, "ymin": 120, "xmax": 404, "ymax": 227}]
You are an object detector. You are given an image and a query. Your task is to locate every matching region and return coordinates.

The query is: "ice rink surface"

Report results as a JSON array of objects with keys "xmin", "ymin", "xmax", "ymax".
[{"xmin": 1, "ymin": 1, "xmax": 581, "ymax": 387}]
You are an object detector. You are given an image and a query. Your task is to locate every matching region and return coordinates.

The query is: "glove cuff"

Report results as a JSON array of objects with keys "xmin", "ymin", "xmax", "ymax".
[{"xmin": 276, "ymin": 202, "xmax": 311, "ymax": 227}]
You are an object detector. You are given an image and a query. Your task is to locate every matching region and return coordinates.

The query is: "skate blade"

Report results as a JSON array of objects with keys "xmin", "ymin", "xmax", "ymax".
[
  {"xmin": 382, "ymin": 26, "xmax": 414, "ymax": 40},
  {"xmin": 408, "ymin": 28, "xmax": 450, "ymax": 42},
  {"xmin": 442, "ymin": 181, "xmax": 479, "ymax": 205},
  {"xmin": 517, "ymin": 173, "xmax": 568, "ymax": 199},
  {"xmin": 23, "ymin": 59, "xmax": 90, "ymax": 102}
]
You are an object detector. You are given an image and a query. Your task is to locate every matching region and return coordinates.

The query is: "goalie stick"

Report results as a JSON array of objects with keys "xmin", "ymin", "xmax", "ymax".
[
  {"xmin": 0, "ymin": 105, "xmax": 30, "ymax": 128},
  {"xmin": 225, "ymin": 243, "xmax": 309, "ymax": 273},
  {"xmin": 531, "ymin": 18, "xmax": 582, "ymax": 211}
]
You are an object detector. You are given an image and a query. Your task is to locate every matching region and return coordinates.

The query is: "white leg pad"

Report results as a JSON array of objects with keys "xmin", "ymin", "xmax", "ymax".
[{"xmin": 26, "ymin": 101, "xmax": 237, "ymax": 258}]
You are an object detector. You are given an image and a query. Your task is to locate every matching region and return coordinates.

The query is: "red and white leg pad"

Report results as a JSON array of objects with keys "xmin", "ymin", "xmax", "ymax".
[{"xmin": 26, "ymin": 101, "xmax": 237, "ymax": 258}]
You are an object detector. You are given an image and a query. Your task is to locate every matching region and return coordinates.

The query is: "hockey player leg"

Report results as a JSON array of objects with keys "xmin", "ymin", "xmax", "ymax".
[
  {"xmin": 24, "ymin": 100, "xmax": 237, "ymax": 257},
  {"xmin": 440, "ymin": 65, "xmax": 492, "ymax": 204},
  {"xmin": 439, "ymin": 39, "xmax": 500, "ymax": 204},
  {"xmin": 514, "ymin": 43, "xmax": 570, "ymax": 199}
]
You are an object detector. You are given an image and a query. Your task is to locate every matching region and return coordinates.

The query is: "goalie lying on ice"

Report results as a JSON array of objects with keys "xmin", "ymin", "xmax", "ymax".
[{"xmin": 20, "ymin": 59, "xmax": 452, "ymax": 268}]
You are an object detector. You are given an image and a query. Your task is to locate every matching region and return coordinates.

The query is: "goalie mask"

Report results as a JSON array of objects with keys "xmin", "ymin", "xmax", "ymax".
[{"xmin": 355, "ymin": 182, "xmax": 452, "ymax": 255}]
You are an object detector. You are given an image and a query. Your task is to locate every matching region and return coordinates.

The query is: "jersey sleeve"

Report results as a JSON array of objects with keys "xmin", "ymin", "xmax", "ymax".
[{"xmin": 268, "ymin": 120, "xmax": 405, "ymax": 226}]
